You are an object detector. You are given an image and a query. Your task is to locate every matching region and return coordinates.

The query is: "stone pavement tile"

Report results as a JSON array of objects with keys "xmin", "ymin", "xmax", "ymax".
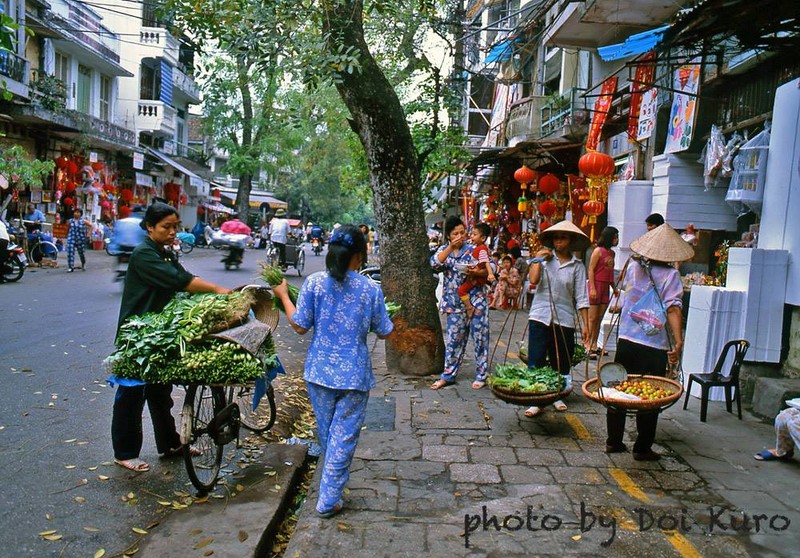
[
  {"xmin": 469, "ymin": 445, "xmax": 517, "ymax": 464},
  {"xmin": 450, "ymin": 463, "xmax": 501, "ymax": 483},
  {"xmin": 500, "ymin": 464, "xmax": 556, "ymax": 484},
  {"xmin": 443, "ymin": 433, "xmax": 491, "ymax": 446},
  {"xmin": 425, "ymin": 520, "xmax": 482, "ymax": 556},
  {"xmin": 360, "ymin": 521, "xmax": 428, "ymax": 557},
  {"xmin": 547, "ymin": 466, "xmax": 607, "ymax": 485},
  {"xmin": 394, "ymin": 459, "xmax": 447, "ymax": 481},
  {"xmin": 561, "ymin": 450, "xmax": 616, "ymax": 467},
  {"xmin": 354, "ymin": 431, "xmax": 421, "ymax": 460},
  {"xmin": 397, "ymin": 479, "xmax": 459, "ymax": 515},
  {"xmin": 679, "ymin": 453, "xmax": 742, "ymax": 473},
  {"xmin": 714, "ymin": 488, "xmax": 788, "ymax": 511},
  {"xmin": 749, "ymin": 533, "xmax": 798, "ymax": 558},
  {"xmin": 506, "ymin": 484, "xmax": 571, "ymax": 509},
  {"xmin": 456, "ymin": 482, "xmax": 509, "ymax": 501},
  {"xmin": 345, "ymin": 479, "xmax": 400, "ymax": 512},
  {"xmin": 417, "ymin": 432, "xmax": 445, "ymax": 445},
  {"xmin": 515, "ymin": 447, "xmax": 567, "ymax": 466},
  {"xmin": 348, "ymin": 459, "xmax": 396, "ymax": 482},
  {"xmin": 499, "ymin": 430, "xmax": 538, "ymax": 448},
  {"xmin": 606, "ymin": 466, "xmax": 661, "ymax": 488},
  {"xmin": 412, "ymin": 398, "xmax": 490, "ymax": 430},
  {"xmin": 422, "ymin": 444, "xmax": 469, "ymax": 463},
  {"xmin": 527, "ymin": 435, "xmax": 582, "ymax": 451},
  {"xmin": 648, "ymin": 469, "xmax": 704, "ymax": 491}
]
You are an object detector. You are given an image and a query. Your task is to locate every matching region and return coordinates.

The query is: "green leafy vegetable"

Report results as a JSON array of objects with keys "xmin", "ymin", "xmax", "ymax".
[
  {"xmin": 259, "ymin": 263, "xmax": 299, "ymax": 313},
  {"xmin": 488, "ymin": 363, "xmax": 563, "ymax": 393},
  {"xmin": 384, "ymin": 298, "xmax": 401, "ymax": 318}
]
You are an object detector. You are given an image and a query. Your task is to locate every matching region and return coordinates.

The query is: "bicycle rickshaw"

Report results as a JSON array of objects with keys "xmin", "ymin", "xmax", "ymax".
[
  {"xmin": 266, "ymin": 219, "xmax": 305, "ymax": 276},
  {"xmin": 178, "ymin": 287, "xmax": 282, "ymax": 493}
]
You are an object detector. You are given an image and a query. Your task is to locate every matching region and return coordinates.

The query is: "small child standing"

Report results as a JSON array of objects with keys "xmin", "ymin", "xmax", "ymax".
[
  {"xmin": 457, "ymin": 222, "xmax": 495, "ymax": 318},
  {"xmin": 66, "ymin": 209, "xmax": 88, "ymax": 272}
]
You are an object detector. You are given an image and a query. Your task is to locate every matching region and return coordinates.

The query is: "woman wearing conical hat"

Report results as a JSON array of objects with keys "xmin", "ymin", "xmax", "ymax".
[
  {"xmin": 605, "ymin": 224, "xmax": 692, "ymax": 461},
  {"xmin": 524, "ymin": 220, "xmax": 591, "ymax": 417}
]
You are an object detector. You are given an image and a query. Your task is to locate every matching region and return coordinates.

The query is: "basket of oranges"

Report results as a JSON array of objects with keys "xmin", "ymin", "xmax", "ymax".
[{"xmin": 582, "ymin": 375, "xmax": 683, "ymax": 412}]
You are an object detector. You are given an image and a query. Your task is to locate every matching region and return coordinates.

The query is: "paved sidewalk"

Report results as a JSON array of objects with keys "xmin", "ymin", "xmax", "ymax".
[{"xmin": 285, "ymin": 308, "xmax": 800, "ymax": 557}]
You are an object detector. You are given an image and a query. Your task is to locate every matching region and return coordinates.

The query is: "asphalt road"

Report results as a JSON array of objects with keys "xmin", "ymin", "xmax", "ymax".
[{"xmin": 0, "ymin": 243, "xmax": 319, "ymax": 557}]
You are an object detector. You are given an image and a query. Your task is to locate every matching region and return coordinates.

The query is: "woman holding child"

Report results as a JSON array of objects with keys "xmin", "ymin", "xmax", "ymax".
[{"xmin": 430, "ymin": 217, "xmax": 491, "ymax": 390}]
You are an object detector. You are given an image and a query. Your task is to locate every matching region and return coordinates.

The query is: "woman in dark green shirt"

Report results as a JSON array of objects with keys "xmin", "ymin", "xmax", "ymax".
[{"xmin": 112, "ymin": 202, "xmax": 230, "ymax": 473}]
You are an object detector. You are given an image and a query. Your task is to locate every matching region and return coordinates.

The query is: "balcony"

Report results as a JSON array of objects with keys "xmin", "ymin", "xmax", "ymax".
[
  {"xmin": 172, "ymin": 66, "xmax": 201, "ymax": 104},
  {"xmin": 540, "ymin": 88, "xmax": 589, "ymax": 140},
  {"xmin": 505, "ymin": 96, "xmax": 548, "ymax": 146},
  {"xmin": 545, "ymin": 0, "xmax": 689, "ymax": 49},
  {"xmin": 140, "ymin": 27, "xmax": 180, "ymax": 66},
  {"xmin": 137, "ymin": 101, "xmax": 176, "ymax": 137}
]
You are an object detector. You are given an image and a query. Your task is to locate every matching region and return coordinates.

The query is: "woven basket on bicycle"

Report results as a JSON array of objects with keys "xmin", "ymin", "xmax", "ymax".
[
  {"xmin": 490, "ymin": 384, "xmax": 573, "ymax": 407},
  {"xmin": 581, "ymin": 376, "xmax": 682, "ymax": 412}
]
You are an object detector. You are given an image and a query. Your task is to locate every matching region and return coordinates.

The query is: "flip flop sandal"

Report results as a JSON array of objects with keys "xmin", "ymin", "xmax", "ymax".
[
  {"xmin": 114, "ymin": 458, "xmax": 150, "ymax": 472},
  {"xmin": 553, "ymin": 400, "xmax": 568, "ymax": 411},
  {"xmin": 524, "ymin": 406, "xmax": 541, "ymax": 417},
  {"xmin": 430, "ymin": 379, "xmax": 454, "ymax": 390},
  {"xmin": 471, "ymin": 381, "xmax": 485, "ymax": 389},
  {"xmin": 162, "ymin": 445, "xmax": 202, "ymax": 458},
  {"xmin": 754, "ymin": 449, "xmax": 794, "ymax": 461}
]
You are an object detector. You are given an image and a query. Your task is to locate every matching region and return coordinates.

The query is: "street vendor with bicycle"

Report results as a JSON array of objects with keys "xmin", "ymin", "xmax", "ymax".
[{"xmin": 111, "ymin": 202, "xmax": 231, "ymax": 473}]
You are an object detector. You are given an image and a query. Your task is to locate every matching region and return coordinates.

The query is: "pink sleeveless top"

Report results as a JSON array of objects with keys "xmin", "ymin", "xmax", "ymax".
[{"xmin": 595, "ymin": 247, "xmax": 615, "ymax": 283}]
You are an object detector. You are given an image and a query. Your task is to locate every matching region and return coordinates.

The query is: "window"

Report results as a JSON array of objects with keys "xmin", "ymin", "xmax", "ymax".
[
  {"xmin": 77, "ymin": 64, "xmax": 91, "ymax": 113},
  {"xmin": 54, "ymin": 52, "xmax": 69, "ymax": 88},
  {"xmin": 99, "ymin": 75, "xmax": 111, "ymax": 121}
]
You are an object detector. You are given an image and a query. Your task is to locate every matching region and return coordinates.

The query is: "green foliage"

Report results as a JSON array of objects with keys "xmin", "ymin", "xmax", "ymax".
[
  {"xmin": 0, "ymin": 144, "xmax": 55, "ymax": 188},
  {"xmin": 488, "ymin": 363, "xmax": 564, "ymax": 393},
  {"xmin": 31, "ymin": 73, "xmax": 67, "ymax": 112}
]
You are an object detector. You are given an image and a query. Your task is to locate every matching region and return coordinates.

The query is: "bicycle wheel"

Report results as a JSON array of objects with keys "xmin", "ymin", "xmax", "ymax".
[
  {"xmin": 32, "ymin": 241, "xmax": 59, "ymax": 265},
  {"xmin": 235, "ymin": 384, "xmax": 276, "ymax": 433},
  {"xmin": 180, "ymin": 241, "xmax": 194, "ymax": 254},
  {"xmin": 296, "ymin": 250, "xmax": 305, "ymax": 276},
  {"xmin": 181, "ymin": 385, "xmax": 226, "ymax": 492}
]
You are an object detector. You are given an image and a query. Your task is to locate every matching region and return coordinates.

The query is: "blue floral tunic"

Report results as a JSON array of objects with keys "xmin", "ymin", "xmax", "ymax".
[{"xmin": 431, "ymin": 243, "xmax": 490, "ymax": 382}]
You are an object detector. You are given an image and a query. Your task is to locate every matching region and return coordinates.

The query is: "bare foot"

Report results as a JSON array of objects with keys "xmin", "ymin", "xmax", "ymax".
[{"xmin": 431, "ymin": 379, "xmax": 453, "ymax": 390}]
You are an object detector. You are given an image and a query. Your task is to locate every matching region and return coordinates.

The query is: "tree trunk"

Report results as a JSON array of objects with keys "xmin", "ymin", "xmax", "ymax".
[
  {"xmin": 323, "ymin": 0, "xmax": 444, "ymax": 376},
  {"xmin": 236, "ymin": 173, "xmax": 253, "ymax": 219}
]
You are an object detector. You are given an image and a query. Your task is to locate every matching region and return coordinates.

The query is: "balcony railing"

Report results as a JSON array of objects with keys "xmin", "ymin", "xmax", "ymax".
[
  {"xmin": 137, "ymin": 101, "xmax": 176, "ymax": 136},
  {"xmin": 140, "ymin": 27, "xmax": 179, "ymax": 64},
  {"xmin": 0, "ymin": 50, "xmax": 27, "ymax": 83},
  {"xmin": 172, "ymin": 66, "xmax": 200, "ymax": 102},
  {"xmin": 540, "ymin": 88, "xmax": 587, "ymax": 138},
  {"xmin": 46, "ymin": 0, "xmax": 122, "ymax": 65},
  {"xmin": 505, "ymin": 96, "xmax": 548, "ymax": 144}
]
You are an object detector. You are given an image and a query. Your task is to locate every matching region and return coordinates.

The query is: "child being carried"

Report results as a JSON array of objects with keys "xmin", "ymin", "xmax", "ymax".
[{"xmin": 457, "ymin": 222, "xmax": 495, "ymax": 319}]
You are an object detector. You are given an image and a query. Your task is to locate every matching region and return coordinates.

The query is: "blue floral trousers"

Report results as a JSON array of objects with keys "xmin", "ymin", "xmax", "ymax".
[
  {"xmin": 440, "ymin": 310, "xmax": 489, "ymax": 383},
  {"xmin": 306, "ymin": 382, "xmax": 369, "ymax": 514}
]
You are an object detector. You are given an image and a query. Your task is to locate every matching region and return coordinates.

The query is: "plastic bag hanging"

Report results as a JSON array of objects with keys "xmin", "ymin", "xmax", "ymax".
[
  {"xmin": 725, "ymin": 122, "xmax": 770, "ymax": 216},
  {"xmin": 703, "ymin": 125, "xmax": 726, "ymax": 190}
]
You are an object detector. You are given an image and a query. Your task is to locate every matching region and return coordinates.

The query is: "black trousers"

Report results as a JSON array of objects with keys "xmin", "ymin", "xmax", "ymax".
[
  {"xmin": 111, "ymin": 384, "xmax": 181, "ymax": 460},
  {"xmin": 605, "ymin": 338, "xmax": 668, "ymax": 453},
  {"xmin": 528, "ymin": 319, "xmax": 574, "ymax": 376},
  {"xmin": 274, "ymin": 242, "xmax": 286, "ymax": 266},
  {"xmin": 0, "ymin": 238, "xmax": 8, "ymax": 279}
]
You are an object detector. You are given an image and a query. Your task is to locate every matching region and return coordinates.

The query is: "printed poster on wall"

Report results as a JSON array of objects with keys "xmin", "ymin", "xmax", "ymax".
[
  {"xmin": 665, "ymin": 61, "xmax": 701, "ymax": 153},
  {"xmin": 636, "ymin": 88, "xmax": 658, "ymax": 141},
  {"xmin": 586, "ymin": 77, "xmax": 617, "ymax": 151},
  {"xmin": 628, "ymin": 52, "xmax": 656, "ymax": 141}
]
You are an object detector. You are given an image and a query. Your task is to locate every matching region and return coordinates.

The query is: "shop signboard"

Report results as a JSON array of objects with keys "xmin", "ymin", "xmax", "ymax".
[
  {"xmin": 133, "ymin": 152, "xmax": 144, "ymax": 170},
  {"xmin": 665, "ymin": 61, "xmax": 701, "ymax": 153},
  {"xmin": 636, "ymin": 88, "xmax": 658, "ymax": 141}
]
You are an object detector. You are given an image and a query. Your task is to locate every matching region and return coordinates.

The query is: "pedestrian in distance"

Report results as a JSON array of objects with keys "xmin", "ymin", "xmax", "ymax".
[
  {"xmin": 111, "ymin": 202, "xmax": 231, "ymax": 473},
  {"xmin": 24, "ymin": 203, "xmax": 46, "ymax": 232},
  {"xmin": 271, "ymin": 224, "xmax": 395, "ymax": 518},
  {"xmin": 586, "ymin": 226, "xmax": 619, "ymax": 359},
  {"xmin": 66, "ymin": 209, "xmax": 89, "ymax": 272},
  {"xmin": 524, "ymin": 220, "xmax": 590, "ymax": 417},
  {"xmin": 605, "ymin": 224, "xmax": 692, "ymax": 461},
  {"xmin": 269, "ymin": 208, "xmax": 290, "ymax": 270},
  {"xmin": 645, "ymin": 212, "xmax": 665, "ymax": 231},
  {"xmin": 430, "ymin": 216, "xmax": 491, "ymax": 390}
]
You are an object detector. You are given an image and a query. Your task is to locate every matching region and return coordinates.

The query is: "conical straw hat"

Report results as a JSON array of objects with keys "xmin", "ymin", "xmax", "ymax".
[
  {"xmin": 539, "ymin": 220, "xmax": 591, "ymax": 251},
  {"xmin": 630, "ymin": 223, "xmax": 694, "ymax": 262}
]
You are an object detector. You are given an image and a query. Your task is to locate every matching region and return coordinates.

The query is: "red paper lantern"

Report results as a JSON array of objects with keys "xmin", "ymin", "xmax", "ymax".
[
  {"xmin": 66, "ymin": 161, "xmax": 79, "ymax": 175},
  {"xmin": 65, "ymin": 181, "xmax": 76, "ymax": 194},
  {"xmin": 507, "ymin": 222, "xmax": 521, "ymax": 235},
  {"xmin": 63, "ymin": 197, "xmax": 75, "ymax": 206},
  {"xmin": 579, "ymin": 151, "xmax": 615, "ymax": 178},
  {"xmin": 539, "ymin": 199, "xmax": 556, "ymax": 217},
  {"xmin": 55, "ymin": 156, "xmax": 69, "ymax": 169},
  {"xmin": 582, "ymin": 199, "xmax": 605, "ymax": 217},
  {"xmin": 91, "ymin": 162, "xmax": 104, "ymax": 171},
  {"xmin": 179, "ymin": 194, "xmax": 188, "ymax": 205},
  {"xmin": 118, "ymin": 205, "xmax": 132, "ymax": 218},
  {"xmin": 540, "ymin": 221, "xmax": 552, "ymax": 231},
  {"xmin": 120, "ymin": 189, "xmax": 134, "ymax": 202},
  {"xmin": 538, "ymin": 173, "xmax": 560, "ymax": 195},
  {"xmin": 197, "ymin": 206, "xmax": 205, "ymax": 216},
  {"xmin": 514, "ymin": 165, "xmax": 536, "ymax": 185}
]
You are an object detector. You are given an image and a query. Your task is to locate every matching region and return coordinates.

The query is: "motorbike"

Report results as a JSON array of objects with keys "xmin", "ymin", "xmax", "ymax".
[
  {"xmin": 222, "ymin": 246, "xmax": 244, "ymax": 270},
  {"xmin": 311, "ymin": 237, "xmax": 323, "ymax": 256},
  {"xmin": 105, "ymin": 238, "xmax": 134, "ymax": 282},
  {"xmin": 2, "ymin": 241, "xmax": 28, "ymax": 282}
]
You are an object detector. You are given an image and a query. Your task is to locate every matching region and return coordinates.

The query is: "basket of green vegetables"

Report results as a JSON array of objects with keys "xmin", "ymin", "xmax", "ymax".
[{"xmin": 488, "ymin": 363, "xmax": 572, "ymax": 406}]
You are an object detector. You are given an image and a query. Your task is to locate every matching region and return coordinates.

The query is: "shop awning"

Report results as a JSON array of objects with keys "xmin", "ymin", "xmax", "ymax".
[
  {"xmin": 485, "ymin": 38, "xmax": 522, "ymax": 64},
  {"xmin": 218, "ymin": 190, "xmax": 287, "ymax": 209},
  {"xmin": 200, "ymin": 201, "xmax": 235, "ymax": 214},
  {"xmin": 147, "ymin": 147, "xmax": 206, "ymax": 189},
  {"xmin": 597, "ymin": 25, "xmax": 669, "ymax": 61}
]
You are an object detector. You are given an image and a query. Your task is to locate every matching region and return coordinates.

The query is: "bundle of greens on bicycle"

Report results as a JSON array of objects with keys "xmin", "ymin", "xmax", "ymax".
[{"xmin": 106, "ymin": 290, "xmax": 280, "ymax": 385}]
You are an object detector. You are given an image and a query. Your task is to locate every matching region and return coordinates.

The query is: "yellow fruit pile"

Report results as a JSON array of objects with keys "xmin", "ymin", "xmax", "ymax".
[{"xmin": 616, "ymin": 380, "xmax": 673, "ymax": 401}]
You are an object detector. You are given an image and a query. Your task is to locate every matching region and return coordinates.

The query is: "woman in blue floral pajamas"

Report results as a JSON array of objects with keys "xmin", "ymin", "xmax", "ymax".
[
  {"xmin": 430, "ymin": 216, "xmax": 490, "ymax": 390},
  {"xmin": 273, "ymin": 224, "xmax": 395, "ymax": 518},
  {"xmin": 66, "ymin": 209, "xmax": 88, "ymax": 272}
]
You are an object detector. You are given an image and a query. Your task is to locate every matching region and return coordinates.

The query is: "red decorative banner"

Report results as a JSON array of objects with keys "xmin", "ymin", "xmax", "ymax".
[
  {"xmin": 586, "ymin": 77, "xmax": 617, "ymax": 151},
  {"xmin": 628, "ymin": 52, "xmax": 656, "ymax": 141}
]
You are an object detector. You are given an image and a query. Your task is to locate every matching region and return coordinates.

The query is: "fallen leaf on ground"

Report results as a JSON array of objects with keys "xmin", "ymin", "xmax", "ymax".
[
  {"xmin": 132, "ymin": 527, "xmax": 148, "ymax": 535},
  {"xmin": 38, "ymin": 530, "xmax": 57, "ymax": 536},
  {"xmin": 65, "ymin": 465, "xmax": 76, "ymax": 469},
  {"xmin": 571, "ymin": 535, "xmax": 582, "ymax": 541},
  {"xmin": 235, "ymin": 484, "xmax": 245, "ymax": 492},
  {"xmin": 84, "ymin": 527, "xmax": 100, "ymax": 532},
  {"xmin": 98, "ymin": 475, "xmax": 110, "ymax": 481},
  {"xmin": 190, "ymin": 528, "xmax": 203, "ymax": 535},
  {"xmin": 88, "ymin": 466, "xmax": 98, "ymax": 471},
  {"xmin": 94, "ymin": 549, "xmax": 106, "ymax": 558},
  {"xmin": 43, "ymin": 534, "xmax": 63, "ymax": 541},
  {"xmin": 238, "ymin": 531, "xmax": 248, "ymax": 542},
  {"xmin": 74, "ymin": 496, "xmax": 86, "ymax": 503},
  {"xmin": 204, "ymin": 551, "xmax": 213, "ymax": 557},
  {"xmin": 194, "ymin": 537, "xmax": 214, "ymax": 550},
  {"xmin": 45, "ymin": 514, "xmax": 53, "ymax": 521},
  {"xmin": 64, "ymin": 439, "xmax": 77, "ymax": 443}
]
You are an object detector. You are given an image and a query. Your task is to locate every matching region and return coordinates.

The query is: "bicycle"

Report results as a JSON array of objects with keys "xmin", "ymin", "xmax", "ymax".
[
  {"xmin": 179, "ymin": 381, "xmax": 277, "ymax": 493},
  {"xmin": 14, "ymin": 224, "xmax": 59, "ymax": 267}
]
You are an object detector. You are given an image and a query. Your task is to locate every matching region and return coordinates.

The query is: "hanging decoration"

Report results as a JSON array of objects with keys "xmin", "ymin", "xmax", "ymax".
[
  {"xmin": 628, "ymin": 52, "xmax": 656, "ymax": 142},
  {"xmin": 538, "ymin": 199, "xmax": 556, "ymax": 218},
  {"xmin": 517, "ymin": 196, "xmax": 528, "ymax": 213},
  {"xmin": 537, "ymin": 173, "xmax": 560, "ymax": 196},
  {"xmin": 586, "ymin": 77, "xmax": 618, "ymax": 151},
  {"xmin": 578, "ymin": 151, "xmax": 615, "ymax": 240},
  {"xmin": 665, "ymin": 59, "xmax": 701, "ymax": 153},
  {"xmin": 514, "ymin": 165, "xmax": 537, "ymax": 193}
]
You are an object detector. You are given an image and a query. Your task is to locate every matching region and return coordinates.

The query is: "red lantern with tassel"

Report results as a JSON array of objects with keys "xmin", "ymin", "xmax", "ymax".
[
  {"xmin": 582, "ymin": 200, "xmax": 605, "ymax": 241},
  {"xmin": 55, "ymin": 156, "xmax": 69, "ymax": 169},
  {"xmin": 579, "ymin": 151, "xmax": 615, "ymax": 178},
  {"xmin": 538, "ymin": 199, "xmax": 556, "ymax": 217},
  {"xmin": 514, "ymin": 165, "xmax": 536, "ymax": 186},
  {"xmin": 66, "ymin": 161, "xmax": 79, "ymax": 175},
  {"xmin": 91, "ymin": 162, "xmax": 104, "ymax": 171},
  {"xmin": 538, "ymin": 173, "xmax": 560, "ymax": 195}
]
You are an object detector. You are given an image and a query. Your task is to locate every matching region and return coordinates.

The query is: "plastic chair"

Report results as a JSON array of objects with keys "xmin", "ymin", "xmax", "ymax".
[{"xmin": 683, "ymin": 339, "xmax": 750, "ymax": 422}]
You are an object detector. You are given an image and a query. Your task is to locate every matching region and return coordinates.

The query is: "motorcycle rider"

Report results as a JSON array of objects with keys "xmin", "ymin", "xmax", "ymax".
[
  {"xmin": 109, "ymin": 206, "xmax": 147, "ymax": 280},
  {"xmin": 219, "ymin": 213, "xmax": 251, "ymax": 266},
  {"xmin": 309, "ymin": 222, "xmax": 325, "ymax": 253}
]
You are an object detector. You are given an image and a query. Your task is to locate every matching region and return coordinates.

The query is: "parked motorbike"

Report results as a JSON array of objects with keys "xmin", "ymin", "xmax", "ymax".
[
  {"xmin": 311, "ymin": 237, "xmax": 323, "ymax": 256},
  {"xmin": 1, "ymin": 241, "xmax": 28, "ymax": 282}
]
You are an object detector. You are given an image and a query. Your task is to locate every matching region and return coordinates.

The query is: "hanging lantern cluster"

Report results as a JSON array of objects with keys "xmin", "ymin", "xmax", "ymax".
[
  {"xmin": 514, "ymin": 165, "xmax": 537, "ymax": 194},
  {"xmin": 537, "ymin": 173, "xmax": 560, "ymax": 196},
  {"xmin": 578, "ymin": 150, "xmax": 615, "ymax": 240}
]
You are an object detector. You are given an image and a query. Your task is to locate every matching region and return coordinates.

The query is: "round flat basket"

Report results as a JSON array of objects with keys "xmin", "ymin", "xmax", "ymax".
[
  {"xmin": 490, "ymin": 384, "xmax": 573, "ymax": 407},
  {"xmin": 582, "ymin": 375, "xmax": 683, "ymax": 412},
  {"xmin": 242, "ymin": 286, "xmax": 280, "ymax": 334}
]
